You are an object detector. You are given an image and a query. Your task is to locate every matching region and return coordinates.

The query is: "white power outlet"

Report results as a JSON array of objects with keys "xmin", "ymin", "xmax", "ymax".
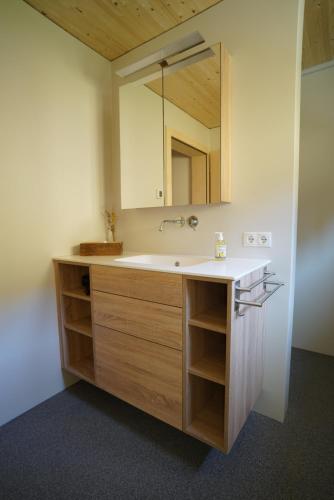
[
  {"xmin": 243, "ymin": 232, "xmax": 272, "ymax": 247},
  {"xmin": 257, "ymin": 232, "xmax": 272, "ymax": 247},
  {"xmin": 155, "ymin": 188, "xmax": 164, "ymax": 199},
  {"xmin": 243, "ymin": 232, "xmax": 258, "ymax": 246}
]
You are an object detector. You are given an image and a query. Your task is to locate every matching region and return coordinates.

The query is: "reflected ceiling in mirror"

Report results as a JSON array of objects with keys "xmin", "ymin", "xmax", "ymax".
[{"xmin": 148, "ymin": 43, "xmax": 220, "ymax": 129}]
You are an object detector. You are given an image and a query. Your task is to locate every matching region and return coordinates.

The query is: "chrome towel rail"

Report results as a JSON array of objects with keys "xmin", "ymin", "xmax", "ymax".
[
  {"xmin": 235, "ymin": 271, "xmax": 275, "ymax": 293},
  {"xmin": 235, "ymin": 270, "xmax": 284, "ymax": 317}
]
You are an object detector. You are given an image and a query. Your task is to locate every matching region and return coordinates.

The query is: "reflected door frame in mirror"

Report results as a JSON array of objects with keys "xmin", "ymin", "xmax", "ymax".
[{"xmin": 164, "ymin": 128, "xmax": 209, "ymax": 206}]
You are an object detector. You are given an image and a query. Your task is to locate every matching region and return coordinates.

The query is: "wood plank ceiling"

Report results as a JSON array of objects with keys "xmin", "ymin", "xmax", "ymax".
[
  {"xmin": 24, "ymin": 0, "xmax": 223, "ymax": 61},
  {"xmin": 303, "ymin": 0, "xmax": 334, "ymax": 69},
  {"xmin": 25, "ymin": 0, "xmax": 334, "ymax": 70},
  {"xmin": 23, "ymin": 0, "xmax": 334, "ymax": 129}
]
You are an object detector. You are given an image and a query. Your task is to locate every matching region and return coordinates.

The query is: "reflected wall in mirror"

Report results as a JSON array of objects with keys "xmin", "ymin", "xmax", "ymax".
[
  {"xmin": 119, "ymin": 42, "xmax": 230, "ymax": 209},
  {"xmin": 119, "ymin": 72, "xmax": 164, "ymax": 209}
]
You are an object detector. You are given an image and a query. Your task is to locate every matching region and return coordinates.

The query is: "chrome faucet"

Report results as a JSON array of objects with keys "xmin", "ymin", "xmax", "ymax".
[{"xmin": 159, "ymin": 216, "xmax": 185, "ymax": 232}]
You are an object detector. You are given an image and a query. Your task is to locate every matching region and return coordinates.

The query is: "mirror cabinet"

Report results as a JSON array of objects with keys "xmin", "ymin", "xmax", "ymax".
[{"xmin": 119, "ymin": 43, "xmax": 231, "ymax": 209}]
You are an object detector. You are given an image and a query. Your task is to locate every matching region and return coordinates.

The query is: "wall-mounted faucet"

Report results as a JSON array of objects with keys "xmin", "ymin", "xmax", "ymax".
[
  {"xmin": 187, "ymin": 215, "xmax": 199, "ymax": 231},
  {"xmin": 159, "ymin": 216, "xmax": 185, "ymax": 232}
]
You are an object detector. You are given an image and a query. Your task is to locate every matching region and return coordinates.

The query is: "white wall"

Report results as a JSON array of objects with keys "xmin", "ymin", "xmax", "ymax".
[
  {"xmin": 0, "ymin": 0, "xmax": 111, "ymax": 425},
  {"xmin": 110, "ymin": 0, "xmax": 304, "ymax": 422},
  {"xmin": 293, "ymin": 65, "xmax": 334, "ymax": 356},
  {"xmin": 164, "ymin": 99, "xmax": 211, "ymax": 147}
]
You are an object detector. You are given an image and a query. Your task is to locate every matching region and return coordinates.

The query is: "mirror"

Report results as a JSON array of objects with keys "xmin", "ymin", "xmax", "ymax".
[{"xmin": 119, "ymin": 43, "xmax": 230, "ymax": 209}]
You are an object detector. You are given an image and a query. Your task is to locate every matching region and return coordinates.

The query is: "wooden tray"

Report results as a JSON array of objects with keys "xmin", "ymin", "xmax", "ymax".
[{"xmin": 80, "ymin": 242, "xmax": 123, "ymax": 256}]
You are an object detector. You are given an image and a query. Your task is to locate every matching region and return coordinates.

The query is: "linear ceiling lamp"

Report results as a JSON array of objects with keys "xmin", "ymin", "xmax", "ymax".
[
  {"xmin": 163, "ymin": 47, "xmax": 214, "ymax": 76},
  {"xmin": 132, "ymin": 47, "xmax": 215, "ymax": 87},
  {"xmin": 116, "ymin": 31, "xmax": 205, "ymax": 78}
]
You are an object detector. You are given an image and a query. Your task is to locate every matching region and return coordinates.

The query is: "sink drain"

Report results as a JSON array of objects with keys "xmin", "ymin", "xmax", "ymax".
[{"xmin": 174, "ymin": 261, "xmax": 180, "ymax": 267}]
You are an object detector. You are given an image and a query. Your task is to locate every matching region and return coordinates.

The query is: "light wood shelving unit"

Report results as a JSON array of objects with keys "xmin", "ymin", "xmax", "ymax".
[
  {"xmin": 55, "ymin": 263, "xmax": 95, "ymax": 383},
  {"xmin": 184, "ymin": 277, "xmax": 227, "ymax": 450}
]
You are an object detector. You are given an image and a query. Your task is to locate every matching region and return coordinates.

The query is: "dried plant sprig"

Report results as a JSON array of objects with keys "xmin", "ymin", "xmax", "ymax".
[
  {"xmin": 103, "ymin": 209, "xmax": 117, "ymax": 242},
  {"xmin": 103, "ymin": 210, "xmax": 116, "ymax": 229}
]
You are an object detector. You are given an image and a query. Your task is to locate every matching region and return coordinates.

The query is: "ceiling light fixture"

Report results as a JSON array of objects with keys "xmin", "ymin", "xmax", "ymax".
[
  {"xmin": 116, "ymin": 31, "xmax": 205, "ymax": 78},
  {"xmin": 131, "ymin": 47, "xmax": 215, "ymax": 87}
]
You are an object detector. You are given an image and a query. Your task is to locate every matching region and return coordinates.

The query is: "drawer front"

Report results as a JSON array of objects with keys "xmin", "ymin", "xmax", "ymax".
[
  {"xmin": 91, "ymin": 265, "xmax": 183, "ymax": 307},
  {"xmin": 93, "ymin": 291, "xmax": 182, "ymax": 350},
  {"xmin": 95, "ymin": 326, "xmax": 182, "ymax": 429}
]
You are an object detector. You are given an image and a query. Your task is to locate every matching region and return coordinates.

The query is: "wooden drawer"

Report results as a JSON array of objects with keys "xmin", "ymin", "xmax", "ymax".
[
  {"xmin": 93, "ymin": 291, "xmax": 182, "ymax": 350},
  {"xmin": 94, "ymin": 326, "xmax": 182, "ymax": 429},
  {"xmin": 91, "ymin": 265, "xmax": 183, "ymax": 307}
]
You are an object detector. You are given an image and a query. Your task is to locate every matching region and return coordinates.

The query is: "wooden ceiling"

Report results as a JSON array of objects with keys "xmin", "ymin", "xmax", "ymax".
[
  {"xmin": 25, "ymin": 0, "xmax": 334, "ymax": 70},
  {"xmin": 303, "ymin": 0, "xmax": 334, "ymax": 69},
  {"xmin": 24, "ymin": 0, "xmax": 222, "ymax": 61},
  {"xmin": 147, "ymin": 44, "xmax": 220, "ymax": 128}
]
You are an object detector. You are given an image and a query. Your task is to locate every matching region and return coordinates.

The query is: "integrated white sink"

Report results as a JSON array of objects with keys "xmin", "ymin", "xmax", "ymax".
[{"xmin": 114, "ymin": 254, "xmax": 209, "ymax": 268}]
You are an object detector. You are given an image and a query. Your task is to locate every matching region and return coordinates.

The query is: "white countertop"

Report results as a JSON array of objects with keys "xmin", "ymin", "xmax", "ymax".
[{"xmin": 54, "ymin": 252, "xmax": 271, "ymax": 281}]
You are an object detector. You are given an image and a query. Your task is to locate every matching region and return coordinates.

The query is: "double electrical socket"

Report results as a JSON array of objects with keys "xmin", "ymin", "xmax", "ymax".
[{"xmin": 243, "ymin": 232, "xmax": 272, "ymax": 247}]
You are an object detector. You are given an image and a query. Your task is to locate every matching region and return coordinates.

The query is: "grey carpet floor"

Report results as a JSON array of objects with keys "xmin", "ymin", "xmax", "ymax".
[{"xmin": 0, "ymin": 348, "xmax": 333, "ymax": 500}]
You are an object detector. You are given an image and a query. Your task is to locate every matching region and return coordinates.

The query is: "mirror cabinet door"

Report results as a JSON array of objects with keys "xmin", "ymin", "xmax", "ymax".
[{"xmin": 119, "ymin": 43, "xmax": 230, "ymax": 209}]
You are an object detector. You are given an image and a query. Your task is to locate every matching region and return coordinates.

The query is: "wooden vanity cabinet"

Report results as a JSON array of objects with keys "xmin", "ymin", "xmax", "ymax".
[{"xmin": 54, "ymin": 261, "xmax": 265, "ymax": 454}]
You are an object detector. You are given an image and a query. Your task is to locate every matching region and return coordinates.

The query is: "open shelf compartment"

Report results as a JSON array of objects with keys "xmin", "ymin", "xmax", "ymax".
[
  {"xmin": 63, "ymin": 296, "xmax": 92, "ymax": 338},
  {"xmin": 65, "ymin": 329, "xmax": 94, "ymax": 382},
  {"xmin": 188, "ymin": 326, "xmax": 226, "ymax": 385},
  {"xmin": 59, "ymin": 263, "xmax": 91, "ymax": 300},
  {"xmin": 186, "ymin": 374, "xmax": 225, "ymax": 450},
  {"xmin": 186, "ymin": 279, "xmax": 227, "ymax": 334}
]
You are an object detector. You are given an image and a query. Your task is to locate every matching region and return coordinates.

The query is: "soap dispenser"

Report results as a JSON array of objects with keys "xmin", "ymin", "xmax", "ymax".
[{"xmin": 215, "ymin": 232, "xmax": 227, "ymax": 260}]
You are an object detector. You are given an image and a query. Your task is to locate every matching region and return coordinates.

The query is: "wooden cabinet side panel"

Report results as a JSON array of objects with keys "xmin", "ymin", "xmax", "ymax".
[
  {"xmin": 225, "ymin": 269, "xmax": 265, "ymax": 452},
  {"xmin": 93, "ymin": 291, "xmax": 183, "ymax": 350},
  {"xmin": 95, "ymin": 326, "xmax": 183, "ymax": 429},
  {"xmin": 53, "ymin": 261, "xmax": 67, "ymax": 368},
  {"xmin": 91, "ymin": 265, "xmax": 183, "ymax": 307}
]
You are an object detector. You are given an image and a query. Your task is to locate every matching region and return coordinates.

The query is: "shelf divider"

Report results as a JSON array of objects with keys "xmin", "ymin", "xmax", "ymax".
[
  {"xmin": 65, "ymin": 317, "xmax": 92, "ymax": 338},
  {"xmin": 188, "ymin": 308, "xmax": 227, "ymax": 334},
  {"xmin": 62, "ymin": 288, "xmax": 91, "ymax": 301},
  {"xmin": 189, "ymin": 354, "xmax": 225, "ymax": 385}
]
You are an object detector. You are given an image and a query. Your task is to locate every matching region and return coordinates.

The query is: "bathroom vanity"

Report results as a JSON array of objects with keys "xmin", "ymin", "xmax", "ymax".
[{"xmin": 54, "ymin": 255, "xmax": 281, "ymax": 453}]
